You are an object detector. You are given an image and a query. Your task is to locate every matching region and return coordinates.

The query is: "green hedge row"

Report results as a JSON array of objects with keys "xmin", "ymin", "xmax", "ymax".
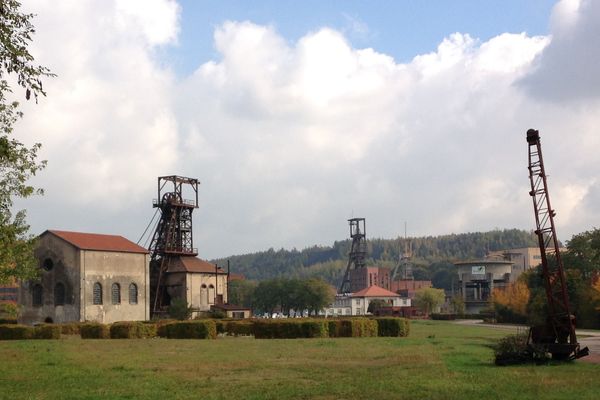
[
  {"xmin": 80, "ymin": 323, "xmax": 110, "ymax": 339},
  {"xmin": 158, "ymin": 320, "xmax": 216, "ymax": 339},
  {"xmin": 0, "ymin": 324, "xmax": 61, "ymax": 340},
  {"xmin": 216, "ymin": 320, "xmax": 254, "ymax": 336},
  {"xmin": 375, "ymin": 318, "xmax": 410, "ymax": 337},
  {"xmin": 254, "ymin": 319, "xmax": 329, "ymax": 339},
  {"xmin": 328, "ymin": 319, "xmax": 378, "ymax": 338},
  {"xmin": 110, "ymin": 321, "xmax": 157, "ymax": 339}
]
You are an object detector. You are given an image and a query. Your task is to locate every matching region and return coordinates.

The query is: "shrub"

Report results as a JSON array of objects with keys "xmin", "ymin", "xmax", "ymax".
[
  {"xmin": 110, "ymin": 321, "xmax": 157, "ymax": 339},
  {"xmin": 327, "ymin": 319, "xmax": 378, "ymax": 338},
  {"xmin": 168, "ymin": 299, "xmax": 192, "ymax": 320},
  {"xmin": 33, "ymin": 324, "xmax": 61, "ymax": 339},
  {"xmin": 0, "ymin": 318, "xmax": 18, "ymax": 325},
  {"xmin": 0, "ymin": 324, "xmax": 34, "ymax": 340},
  {"xmin": 80, "ymin": 323, "xmax": 110, "ymax": 339},
  {"xmin": 254, "ymin": 319, "xmax": 328, "ymax": 339},
  {"xmin": 160, "ymin": 320, "xmax": 217, "ymax": 339},
  {"xmin": 375, "ymin": 318, "xmax": 410, "ymax": 337},
  {"xmin": 226, "ymin": 320, "xmax": 254, "ymax": 336},
  {"xmin": 59, "ymin": 323, "xmax": 82, "ymax": 335},
  {"xmin": 493, "ymin": 333, "xmax": 546, "ymax": 365}
]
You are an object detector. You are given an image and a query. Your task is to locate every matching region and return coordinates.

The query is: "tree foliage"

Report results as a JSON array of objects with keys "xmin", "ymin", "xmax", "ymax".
[
  {"xmin": 0, "ymin": 0, "xmax": 54, "ymax": 283},
  {"xmin": 251, "ymin": 277, "xmax": 334, "ymax": 316},
  {"xmin": 414, "ymin": 287, "xmax": 445, "ymax": 316}
]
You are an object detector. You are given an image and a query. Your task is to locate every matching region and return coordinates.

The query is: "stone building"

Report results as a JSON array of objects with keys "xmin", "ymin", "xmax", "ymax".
[
  {"xmin": 454, "ymin": 259, "xmax": 513, "ymax": 314},
  {"xmin": 19, "ymin": 230, "xmax": 150, "ymax": 324},
  {"xmin": 162, "ymin": 256, "xmax": 229, "ymax": 317},
  {"xmin": 324, "ymin": 285, "xmax": 409, "ymax": 317}
]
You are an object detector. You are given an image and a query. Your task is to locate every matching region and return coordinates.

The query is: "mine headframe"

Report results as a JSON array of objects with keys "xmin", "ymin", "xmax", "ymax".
[
  {"xmin": 526, "ymin": 129, "xmax": 588, "ymax": 360},
  {"xmin": 338, "ymin": 218, "xmax": 367, "ymax": 294},
  {"xmin": 148, "ymin": 175, "xmax": 199, "ymax": 315}
]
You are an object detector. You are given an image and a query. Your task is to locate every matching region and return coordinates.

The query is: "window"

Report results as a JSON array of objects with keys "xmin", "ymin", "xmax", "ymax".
[
  {"xmin": 32, "ymin": 284, "xmax": 43, "ymax": 306},
  {"xmin": 111, "ymin": 283, "xmax": 121, "ymax": 304},
  {"xmin": 93, "ymin": 282, "xmax": 103, "ymax": 305},
  {"xmin": 54, "ymin": 282, "xmax": 65, "ymax": 305},
  {"xmin": 42, "ymin": 258, "xmax": 54, "ymax": 271},
  {"xmin": 129, "ymin": 283, "xmax": 138, "ymax": 305},
  {"xmin": 200, "ymin": 284, "xmax": 208, "ymax": 305}
]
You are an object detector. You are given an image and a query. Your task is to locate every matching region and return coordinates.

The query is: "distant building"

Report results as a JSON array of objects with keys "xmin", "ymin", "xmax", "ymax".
[
  {"xmin": 19, "ymin": 230, "xmax": 150, "ymax": 325},
  {"xmin": 487, "ymin": 247, "xmax": 542, "ymax": 280},
  {"xmin": 211, "ymin": 304, "xmax": 251, "ymax": 319},
  {"xmin": 390, "ymin": 280, "xmax": 432, "ymax": 299},
  {"xmin": 0, "ymin": 281, "xmax": 18, "ymax": 303},
  {"xmin": 349, "ymin": 266, "xmax": 391, "ymax": 292},
  {"xmin": 454, "ymin": 259, "xmax": 513, "ymax": 314},
  {"xmin": 324, "ymin": 285, "xmax": 409, "ymax": 317},
  {"xmin": 162, "ymin": 256, "xmax": 228, "ymax": 317}
]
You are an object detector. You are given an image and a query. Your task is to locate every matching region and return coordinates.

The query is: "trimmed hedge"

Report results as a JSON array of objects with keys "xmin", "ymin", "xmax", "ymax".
[
  {"xmin": 328, "ymin": 319, "xmax": 378, "ymax": 338},
  {"xmin": 0, "ymin": 318, "xmax": 18, "ymax": 325},
  {"xmin": 226, "ymin": 320, "xmax": 254, "ymax": 336},
  {"xmin": 254, "ymin": 320, "xmax": 329, "ymax": 339},
  {"xmin": 80, "ymin": 323, "xmax": 110, "ymax": 339},
  {"xmin": 0, "ymin": 324, "xmax": 34, "ymax": 340},
  {"xmin": 33, "ymin": 324, "xmax": 62, "ymax": 339},
  {"xmin": 159, "ymin": 320, "xmax": 217, "ymax": 339},
  {"xmin": 59, "ymin": 322, "xmax": 83, "ymax": 335},
  {"xmin": 430, "ymin": 313, "xmax": 456, "ymax": 321},
  {"xmin": 375, "ymin": 318, "xmax": 410, "ymax": 337},
  {"xmin": 110, "ymin": 321, "xmax": 157, "ymax": 339}
]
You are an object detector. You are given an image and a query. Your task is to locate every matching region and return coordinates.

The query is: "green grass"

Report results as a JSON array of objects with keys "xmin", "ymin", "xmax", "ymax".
[{"xmin": 0, "ymin": 321, "xmax": 598, "ymax": 399}]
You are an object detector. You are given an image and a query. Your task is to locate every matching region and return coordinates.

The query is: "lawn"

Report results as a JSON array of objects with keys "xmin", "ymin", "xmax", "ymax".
[{"xmin": 0, "ymin": 320, "xmax": 598, "ymax": 400}]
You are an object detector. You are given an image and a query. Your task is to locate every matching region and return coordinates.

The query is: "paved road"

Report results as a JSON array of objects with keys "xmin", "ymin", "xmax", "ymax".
[{"xmin": 453, "ymin": 319, "xmax": 600, "ymax": 363}]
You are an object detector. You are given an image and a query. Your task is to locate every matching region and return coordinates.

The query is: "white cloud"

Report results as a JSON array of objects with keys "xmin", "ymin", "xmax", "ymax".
[{"xmin": 13, "ymin": 1, "xmax": 600, "ymax": 259}]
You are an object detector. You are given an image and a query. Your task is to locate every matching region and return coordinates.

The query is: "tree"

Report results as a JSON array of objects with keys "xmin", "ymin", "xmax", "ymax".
[
  {"xmin": 450, "ymin": 295, "xmax": 465, "ymax": 314},
  {"xmin": 414, "ymin": 287, "xmax": 445, "ymax": 316},
  {"xmin": 303, "ymin": 278, "xmax": 334, "ymax": 315},
  {"xmin": 228, "ymin": 279, "xmax": 257, "ymax": 308},
  {"xmin": 1, "ymin": 0, "xmax": 54, "ymax": 284},
  {"xmin": 367, "ymin": 298, "xmax": 388, "ymax": 314}
]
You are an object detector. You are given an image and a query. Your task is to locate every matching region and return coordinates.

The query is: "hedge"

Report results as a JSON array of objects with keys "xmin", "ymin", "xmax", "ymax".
[
  {"xmin": 226, "ymin": 320, "xmax": 254, "ymax": 336},
  {"xmin": 254, "ymin": 320, "xmax": 329, "ymax": 339},
  {"xmin": 33, "ymin": 324, "xmax": 62, "ymax": 339},
  {"xmin": 0, "ymin": 318, "xmax": 17, "ymax": 325},
  {"xmin": 80, "ymin": 323, "xmax": 110, "ymax": 339},
  {"xmin": 328, "ymin": 319, "xmax": 378, "ymax": 338},
  {"xmin": 159, "ymin": 320, "xmax": 217, "ymax": 339},
  {"xmin": 110, "ymin": 321, "xmax": 157, "ymax": 339},
  {"xmin": 375, "ymin": 318, "xmax": 410, "ymax": 337},
  {"xmin": 59, "ymin": 322, "xmax": 83, "ymax": 335},
  {"xmin": 0, "ymin": 324, "xmax": 34, "ymax": 340}
]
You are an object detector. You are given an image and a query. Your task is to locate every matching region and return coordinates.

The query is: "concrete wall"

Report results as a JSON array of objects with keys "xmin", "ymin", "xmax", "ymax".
[
  {"xmin": 19, "ymin": 234, "xmax": 81, "ymax": 325},
  {"xmin": 83, "ymin": 250, "xmax": 149, "ymax": 323},
  {"xmin": 184, "ymin": 272, "xmax": 228, "ymax": 313}
]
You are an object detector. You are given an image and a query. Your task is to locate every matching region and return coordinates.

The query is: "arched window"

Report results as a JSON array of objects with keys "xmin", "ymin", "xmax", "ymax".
[
  {"xmin": 54, "ymin": 282, "xmax": 65, "ymax": 305},
  {"xmin": 93, "ymin": 282, "xmax": 103, "ymax": 305},
  {"xmin": 208, "ymin": 284, "xmax": 215, "ymax": 305},
  {"xmin": 129, "ymin": 283, "xmax": 138, "ymax": 305},
  {"xmin": 200, "ymin": 284, "xmax": 207, "ymax": 305},
  {"xmin": 111, "ymin": 283, "xmax": 121, "ymax": 305},
  {"xmin": 32, "ymin": 284, "xmax": 43, "ymax": 306}
]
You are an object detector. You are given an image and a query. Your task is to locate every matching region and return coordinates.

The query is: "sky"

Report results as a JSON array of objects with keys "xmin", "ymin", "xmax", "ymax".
[{"xmin": 13, "ymin": 0, "xmax": 600, "ymax": 259}]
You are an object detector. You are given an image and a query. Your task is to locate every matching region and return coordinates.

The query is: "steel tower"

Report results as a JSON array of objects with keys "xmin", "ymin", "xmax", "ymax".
[{"xmin": 338, "ymin": 218, "xmax": 367, "ymax": 293}]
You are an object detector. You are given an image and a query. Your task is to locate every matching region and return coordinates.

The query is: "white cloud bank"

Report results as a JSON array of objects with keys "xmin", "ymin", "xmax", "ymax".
[{"xmin": 16, "ymin": 0, "xmax": 600, "ymax": 258}]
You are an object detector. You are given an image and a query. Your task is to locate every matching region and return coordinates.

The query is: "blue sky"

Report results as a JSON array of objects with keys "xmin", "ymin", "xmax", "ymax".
[{"xmin": 167, "ymin": 0, "xmax": 556, "ymax": 76}]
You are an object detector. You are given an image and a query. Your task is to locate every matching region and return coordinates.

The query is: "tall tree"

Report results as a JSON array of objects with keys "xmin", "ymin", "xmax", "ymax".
[
  {"xmin": 0, "ymin": 0, "xmax": 53, "ymax": 283},
  {"xmin": 414, "ymin": 287, "xmax": 445, "ymax": 317}
]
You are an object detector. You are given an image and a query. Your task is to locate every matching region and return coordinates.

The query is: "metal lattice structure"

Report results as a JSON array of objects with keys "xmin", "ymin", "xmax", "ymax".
[
  {"xmin": 526, "ymin": 129, "xmax": 587, "ymax": 360},
  {"xmin": 148, "ymin": 175, "xmax": 199, "ymax": 315},
  {"xmin": 338, "ymin": 218, "xmax": 367, "ymax": 294}
]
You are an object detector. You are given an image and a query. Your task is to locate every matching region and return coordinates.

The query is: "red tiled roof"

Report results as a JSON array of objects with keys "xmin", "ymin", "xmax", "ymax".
[
  {"xmin": 351, "ymin": 285, "xmax": 400, "ymax": 298},
  {"xmin": 45, "ymin": 230, "xmax": 149, "ymax": 254},
  {"xmin": 167, "ymin": 256, "xmax": 227, "ymax": 274}
]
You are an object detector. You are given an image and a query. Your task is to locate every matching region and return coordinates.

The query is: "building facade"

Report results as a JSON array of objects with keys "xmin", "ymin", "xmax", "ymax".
[
  {"xmin": 488, "ymin": 247, "xmax": 542, "ymax": 280},
  {"xmin": 349, "ymin": 266, "xmax": 391, "ymax": 292},
  {"xmin": 324, "ymin": 285, "xmax": 409, "ymax": 317},
  {"xmin": 163, "ymin": 256, "xmax": 228, "ymax": 317},
  {"xmin": 454, "ymin": 259, "xmax": 513, "ymax": 314},
  {"xmin": 19, "ymin": 230, "xmax": 150, "ymax": 325}
]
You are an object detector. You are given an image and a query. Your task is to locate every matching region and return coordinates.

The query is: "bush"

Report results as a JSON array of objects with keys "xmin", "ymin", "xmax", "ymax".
[
  {"xmin": 168, "ymin": 299, "xmax": 192, "ymax": 320},
  {"xmin": 327, "ymin": 318, "xmax": 378, "ymax": 338},
  {"xmin": 493, "ymin": 333, "xmax": 547, "ymax": 365},
  {"xmin": 159, "ymin": 320, "xmax": 217, "ymax": 339},
  {"xmin": 80, "ymin": 323, "xmax": 110, "ymax": 339},
  {"xmin": 226, "ymin": 320, "xmax": 254, "ymax": 336},
  {"xmin": 254, "ymin": 319, "xmax": 328, "ymax": 339},
  {"xmin": 0, "ymin": 318, "xmax": 18, "ymax": 324},
  {"xmin": 0, "ymin": 324, "xmax": 34, "ymax": 340},
  {"xmin": 110, "ymin": 321, "xmax": 157, "ymax": 339},
  {"xmin": 375, "ymin": 318, "xmax": 410, "ymax": 337},
  {"xmin": 59, "ymin": 323, "xmax": 83, "ymax": 335},
  {"xmin": 33, "ymin": 324, "xmax": 61, "ymax": 339}
]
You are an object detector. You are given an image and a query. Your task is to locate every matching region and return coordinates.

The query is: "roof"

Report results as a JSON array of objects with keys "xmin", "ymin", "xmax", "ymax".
[
  {"xmin": 167, "ymin": 256, "xmax": 227, "ymax": 274},
  {"xmin": 352, "ymin": 285, "xmax": 400, "ymax": 298},
  {"xmin": 45, "ymin": 230, "xmax": 149, "ymax": 254}
]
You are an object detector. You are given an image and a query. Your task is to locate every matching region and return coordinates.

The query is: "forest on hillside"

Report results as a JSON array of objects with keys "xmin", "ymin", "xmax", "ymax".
[{"xmin": 212, "ymin": 229, "xmax": 539, "ymax": 290}]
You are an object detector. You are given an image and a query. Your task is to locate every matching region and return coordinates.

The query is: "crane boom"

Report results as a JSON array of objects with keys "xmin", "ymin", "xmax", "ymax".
[{"xmin": 526, "ymin": 129, "xmax": 588, "ymax": 360}]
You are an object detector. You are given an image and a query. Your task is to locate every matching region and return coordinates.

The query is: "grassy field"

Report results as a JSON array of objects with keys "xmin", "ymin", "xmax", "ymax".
[{"xmin": 0, "ymin": 320, "xmax": 598, "ymax": 400}]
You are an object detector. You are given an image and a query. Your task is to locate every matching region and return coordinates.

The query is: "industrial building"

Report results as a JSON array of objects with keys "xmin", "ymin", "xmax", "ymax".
[
  {"xmin": 324, "ymin": 285, "xmax": 408, "ymax": 317},
  {"xmin": 19, "ymin": 230, "xmax": 150, "ymax": 324}
]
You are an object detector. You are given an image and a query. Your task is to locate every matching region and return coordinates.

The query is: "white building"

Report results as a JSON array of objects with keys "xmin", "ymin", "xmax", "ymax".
[{"xmin": 324, "ymin": 285, "xmax": 410, "ymax": 317}]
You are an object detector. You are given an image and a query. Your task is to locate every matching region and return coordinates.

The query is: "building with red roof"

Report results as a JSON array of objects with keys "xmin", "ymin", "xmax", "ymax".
[
  {"xmin": 19, "ymin": 230, "xmax": 150, "ymax": 325},
  {"xmin": 324, "ymin": 284, "xmax": 411, "ymax": 317}
]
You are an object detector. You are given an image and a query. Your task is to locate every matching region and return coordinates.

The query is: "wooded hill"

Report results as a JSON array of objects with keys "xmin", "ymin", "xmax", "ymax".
[{"xmin": 213, "ymin": 229, "xmax": 539, "ymax": 290}]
